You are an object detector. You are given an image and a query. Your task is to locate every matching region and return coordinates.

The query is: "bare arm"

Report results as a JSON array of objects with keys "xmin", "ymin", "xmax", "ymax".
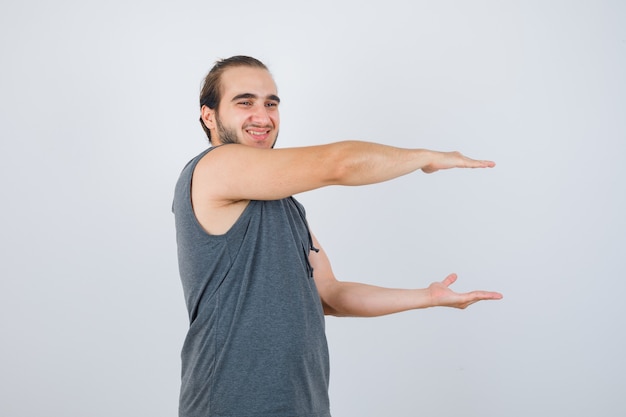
[
  {"xmin": 194, "ymin": 141, "xmax": 495, "ymax": 203},
  {"xmin": 310, "ymin": 234, "xmax": 502, "ymax": 317}
]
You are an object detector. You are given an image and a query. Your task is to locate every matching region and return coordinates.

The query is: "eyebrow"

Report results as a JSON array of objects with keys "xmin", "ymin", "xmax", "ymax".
[{"xmin": 231, "ymin": 93, "xmax": 281, "ymax": 103}]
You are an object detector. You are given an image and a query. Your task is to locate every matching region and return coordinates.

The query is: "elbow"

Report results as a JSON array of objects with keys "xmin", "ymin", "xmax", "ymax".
[
  {"xmin": 323, "ymin": 141, "xmax": 365, "ymax": 186},
  {"xmin": 322, "ymin": 303, "xmax": 346, "ymax": 317},
  {"xmin": 317, "ymin": 278, "xmax": 347, "ymax": 317}
]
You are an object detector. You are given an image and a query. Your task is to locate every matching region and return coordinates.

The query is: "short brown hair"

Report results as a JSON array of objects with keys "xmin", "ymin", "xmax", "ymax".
[{"xmin": 199, "ymin": 56, "xmax": 268, "ymax": 142}]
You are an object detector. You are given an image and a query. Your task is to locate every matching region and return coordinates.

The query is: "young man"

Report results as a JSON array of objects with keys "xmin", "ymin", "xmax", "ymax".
[{"xmin": 173, "ymin": 55, "xmax": 502, "ymax": 417}]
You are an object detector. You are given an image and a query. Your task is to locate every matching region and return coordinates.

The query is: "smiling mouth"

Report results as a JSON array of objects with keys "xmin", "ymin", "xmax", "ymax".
[
  {"xmin": 245, "ymin": 128, "xmax": 271, "ymax": 140},
  {"xmin": 246, "ymin": 130, "xmax": 269, "ymax": 136}
]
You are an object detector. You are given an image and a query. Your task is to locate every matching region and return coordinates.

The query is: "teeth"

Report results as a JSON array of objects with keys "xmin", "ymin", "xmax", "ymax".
[{"xmin": 247, "ymin": 131, "xmax": 266, "ymax": 136}]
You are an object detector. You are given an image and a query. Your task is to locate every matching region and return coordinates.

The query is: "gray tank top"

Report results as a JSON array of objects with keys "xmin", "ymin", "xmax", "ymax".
[{"xmin": 173, "ymin": 147, "xmax": 330, "ymax": 417}]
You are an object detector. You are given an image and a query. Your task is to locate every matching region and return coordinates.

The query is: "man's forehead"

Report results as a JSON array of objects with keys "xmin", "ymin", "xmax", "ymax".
[{"xmin": 221, "ymin": 66, "xmax": 277, "ymax": 97}]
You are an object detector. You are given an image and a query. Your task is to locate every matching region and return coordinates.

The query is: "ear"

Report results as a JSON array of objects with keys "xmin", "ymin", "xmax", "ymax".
[{"xmin": 200, "ymin": 105, "xmax": 216, "ymax": 130}]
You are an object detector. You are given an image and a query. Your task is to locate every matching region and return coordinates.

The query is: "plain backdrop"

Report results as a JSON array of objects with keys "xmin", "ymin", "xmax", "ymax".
[{"xmin": 1, "ymin": 1, "xmax": 625, "ymax": 416}]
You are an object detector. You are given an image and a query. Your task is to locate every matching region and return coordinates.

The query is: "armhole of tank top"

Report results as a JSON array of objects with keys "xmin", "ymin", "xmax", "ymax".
[{"xmin": 186, "ymin": 148, "xmax": 257, "ymax": 238}]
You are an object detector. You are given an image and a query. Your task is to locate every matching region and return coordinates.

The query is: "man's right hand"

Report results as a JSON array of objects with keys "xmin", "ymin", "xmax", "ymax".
[{"xmin": 421, "ymin": 151, "xmax": 496, "ymax": 174}]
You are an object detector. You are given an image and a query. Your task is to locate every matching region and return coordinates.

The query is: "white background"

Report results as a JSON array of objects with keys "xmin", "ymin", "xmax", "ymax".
[{"xmin": 1, "ymin": 1, "xmax": 625, "ymax": 416}]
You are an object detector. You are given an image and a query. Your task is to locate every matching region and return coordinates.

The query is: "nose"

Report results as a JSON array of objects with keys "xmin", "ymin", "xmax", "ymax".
[{"xmin": 250, "ymin": 104, "xmax": 272, "ymax": 125}]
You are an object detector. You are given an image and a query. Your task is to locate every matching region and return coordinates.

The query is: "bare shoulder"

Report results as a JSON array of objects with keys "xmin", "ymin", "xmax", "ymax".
[{"xmin": 191, "ymin": 148, "xmax": 250, "ymax": 235}]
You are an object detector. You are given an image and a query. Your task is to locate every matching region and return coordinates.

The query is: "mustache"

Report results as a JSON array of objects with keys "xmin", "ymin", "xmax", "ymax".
[{"xmin": 244, "ymin": 123, "xmax": 273, "ymax": 130}]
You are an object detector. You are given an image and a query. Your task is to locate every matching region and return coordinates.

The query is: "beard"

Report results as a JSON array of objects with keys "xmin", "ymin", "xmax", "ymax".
[
  {"xmin": 215, "ymin": 112, "xmax": 278, "ymax": 148},
  {"xmin": 215, "ymin": 112, "xmax": 240, "ymax": 145}
]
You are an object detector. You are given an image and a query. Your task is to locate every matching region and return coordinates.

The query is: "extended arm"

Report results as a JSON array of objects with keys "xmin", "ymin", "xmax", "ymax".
[
  {"xmin": 195, "ymin": 141, "xmax": 495, "ymax": 203},
  {"xmin": 310, "ymin": 234, "xmax": 502, "ymax": 317}
]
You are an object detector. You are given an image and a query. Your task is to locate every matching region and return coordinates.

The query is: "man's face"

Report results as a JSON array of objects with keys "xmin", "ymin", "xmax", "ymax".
[{"xmin": 211, "ymin": 66, "xmax": 280, "ymax": 149}]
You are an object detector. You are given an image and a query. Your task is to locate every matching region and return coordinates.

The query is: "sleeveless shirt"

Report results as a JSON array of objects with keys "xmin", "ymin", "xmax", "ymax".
[{"xmin": 173, "ymin": 147, "xmax": 331, "ymax": 417}]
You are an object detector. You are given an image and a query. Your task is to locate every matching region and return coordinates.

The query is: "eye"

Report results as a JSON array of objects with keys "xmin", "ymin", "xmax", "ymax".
[
  {"xmin": 238, "ymin": 101, "xmax": 252, "ymax": 106},
  {"xmin": 265, "ymin": 102, "xmax": 279, "ymax": 108}
]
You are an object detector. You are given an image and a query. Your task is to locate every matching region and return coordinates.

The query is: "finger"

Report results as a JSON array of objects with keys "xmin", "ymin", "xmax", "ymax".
[
  {"xmin": 455, "ymin": 291, "xmax": 502, "ymax": 309},
  {"xmin": 467, "ymin": 159, "xmax": 495, "ymax": 168},
  {"xmin": 442, "ymin": 273, "xmax": 457, "ymax": 287},
  {"xmin": 468, "ymin": 290, "xmax": 503, "ymax": 300}
]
